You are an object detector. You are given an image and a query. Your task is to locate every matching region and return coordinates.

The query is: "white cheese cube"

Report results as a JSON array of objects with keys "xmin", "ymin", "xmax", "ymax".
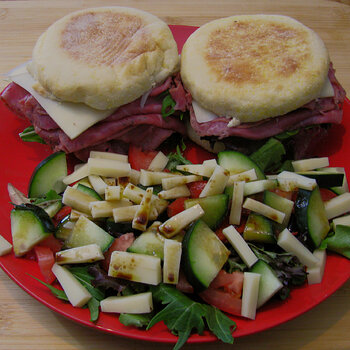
[
  {"xmin": 89, "ymin": 150, "xmax": 128, "ymax": 162},
  {"xmin": 0, "ymin": 235, "xmax": 12, "ymax": 256},
  {"xmin": 222, "ymin": 226, "xmax": 258, "ymax": 268},
  {"xmin": 324, "ymin": 192, "xmax": 350, "ymax": 220},
  {"xmin": 88, "ymin": 158, "xmax": 131, "ymax": 178},
  {"xmin": 56, "ymin": 244, "xmax": 104, "ymax": 264},
  {"xmin": 163, "ymin": 239, "xmax": 182, "ymax": 284},
  {"xmin": 108, "ymin": 251, "xmax": 162, "ymax": 285},
  {"xmin": 241, "ymin": 272, "xmax": 261, "ymax": 320},
  {"xmin": 229, "ymin": 181, "xmax": 245, "ymax": 225},
  {"xmin": 51, "ymin": 263, "xmax": 91, "ymax": 307},
  {"xmin": 101, "ymin": 292, "xmax": 153, "ymax": 314},
  {"xmin": 105, "ymin": 186, "xmax": 121, "ymax": 201},
  {"xmin": 148, "ymin": 151, "xmax": 169, "ymax": 171},
  {"xmin": 292, "ymin": 157, "xmax": 329, "ymax": 172},
  {"xmin": 199, "ymin": 165, "xmax": 229, "ymax": 197},
  {"xmin": 307, "ymin": 249, "xmax": 327, "ymax": 285},
  {"xmin": 277, "ymin": 228, "xmax": 319, "ymax": 267},
  {"xmin": 243, "ymin": 198, "xmax": 285, "ymax": 224}
]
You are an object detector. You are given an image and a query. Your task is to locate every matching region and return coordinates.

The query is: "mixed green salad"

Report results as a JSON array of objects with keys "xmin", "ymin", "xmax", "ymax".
[{"xmin": 1, "ymin": 139, "xmax": 350, "ymax": 350}]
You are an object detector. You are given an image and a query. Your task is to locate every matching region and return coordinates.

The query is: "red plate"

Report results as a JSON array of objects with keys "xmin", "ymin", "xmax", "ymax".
[{"xmin": 0, "ymin": 25, "xmax": 350, "ymax": 345}]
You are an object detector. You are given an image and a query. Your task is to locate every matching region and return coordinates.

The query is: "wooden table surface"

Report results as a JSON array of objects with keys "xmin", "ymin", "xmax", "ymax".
[{"xmin": 0, "ymin": 1, "xmax": 349, "ymax": 349}]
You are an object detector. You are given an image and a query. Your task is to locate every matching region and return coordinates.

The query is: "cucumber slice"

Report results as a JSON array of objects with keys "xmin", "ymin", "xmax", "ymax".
[
  {"xmin": 250, "ymin": 260, "xmax": 283, "ymax": 308},
  {"xmin": 55, "ymin": 215, "xmax": 75, "ymax": 241},
  {"xmin": 295, "ymin": 187, "xmax": 330, "ymax": 247},
  {"xmin": 105, "ymin": 218, "xmax": 133, "ymax": 237},
  {"xmin": 127, "ymin": 231, "xmax": 164, "ymax": 259},
  {"xmin": 44, "ymin": 201, "xmax": 63, "ymax": 218},
  {"xmin": 77, "ymin": 184, "xmax": 102, "ymax": 200},
  {"xmin": 28, "ymin": 152, "xmax": 67, "ymax": 198},
  {"xmin": 263, "ymin": 190, "xmax": 294, "ymax": 228},
  {"xmin": 66, "ymin": 215, "xmax": 114, "ymax": 252},
  {"xmin": 296, "ymin": 171, "xmax": 344, "ymax": 188},
  {"xmin": 184, "ymin": 194, "xmax": 229, "ymax": 230},
  {"xmin": 243, "ymin": 213, "xmax": 276, "ymax": 244},
  {"xmin": 218, "ymin": 150, "xmax": 266, "ymax": 180},
  {"xmin": 182, "ymin": 220, "xmax": 230, "ymax": 291},
  {"xmin": 10, "ymin": 204, "xmax": 55, "ymax": 256}
]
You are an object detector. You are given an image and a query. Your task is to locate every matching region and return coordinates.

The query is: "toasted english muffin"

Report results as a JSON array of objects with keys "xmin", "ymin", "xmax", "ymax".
[
  {"xmin": 28, "ymin": 7, "xmax": 179, "ymax": 110},
  {"xmin": 181, "ymin": 15, "xmax": 330, "ymax": 123}
]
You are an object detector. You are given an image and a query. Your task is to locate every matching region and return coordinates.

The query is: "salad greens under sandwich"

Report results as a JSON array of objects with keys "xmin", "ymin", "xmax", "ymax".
[{"xmin": 1, "ymin": 139, "xmax": 350, "ymax": 350}]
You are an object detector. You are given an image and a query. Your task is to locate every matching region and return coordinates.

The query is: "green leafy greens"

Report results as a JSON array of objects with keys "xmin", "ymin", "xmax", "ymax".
[
  {"xmin": 19, "ymin": 126, "xmax": 46, "ymax": 144},
  {"xmin": 147, "ymin": 284, "xmax": 235, "ymax": 350},
  {"xmin": 166, "ymin": 141, "xmax": 192, "ymax": 173}
]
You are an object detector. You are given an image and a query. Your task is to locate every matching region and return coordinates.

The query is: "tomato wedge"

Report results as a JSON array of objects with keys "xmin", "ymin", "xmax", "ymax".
[
  {"xmin": 39, "ymin": 234, "xmax": 63, "ymax": 254},
  {"xmin": 53, "ymin": 205, "xmax": 71, "ymax": 225},
  {"xmin": 102, "ymin": 233, "xmax": 135, "ymax": 271},
  {"xmin": 167, "ymin": 197, "xmax": 188, "ymax": 217},
  {"xmin": 187, "ymin": 180, "xmax": 208, "ymax": 198},
  {"xmin": 128, "ymin": 145, "xmax": 157, "ymax": 171},
  {"xmin": 199, "ymin": 270, "xmax": 244, "ymax": 316},
  {"xmin": 183, "ymin": 141, "xmax": 214, "ymax": 164},
  {"xmin": 34, "ymin": 246, "xmax": 56, "ymax": 284}
]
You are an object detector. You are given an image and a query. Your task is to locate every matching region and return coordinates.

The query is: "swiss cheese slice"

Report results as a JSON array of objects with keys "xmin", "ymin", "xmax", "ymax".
[
  {"xmin": 192, "ymin": 76, "xmax": 335, "ymax": 124},
  {"xmin": 6, "ymin": 63, "xmax": 115, "ymax": 139}
]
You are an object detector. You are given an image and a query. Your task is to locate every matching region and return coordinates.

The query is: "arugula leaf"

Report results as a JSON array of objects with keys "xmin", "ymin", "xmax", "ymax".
[
  {"xmin": 31, "ymin": 190, "xmax": 62, "ymax": 205},
  {"xmin": 68, "ymin": 266, "xmax": 105, "ymax": 301},
  {"xmin": 202, "ymin": 304, "xmax": 236, "ymax": 344},
  {"xmin": 19, "ymin": 126, "xmax": 46, "ymax": 144},
  {"xmin": 148, "ymin": 284, "xmax": 235, "ymax": 350},
  {"xmin": 88, "ymin": 298, "xmax": 100, "ymax": 322},
  {"xmin": 28, "ymin": 274, "xmax": 69, "ymax": 301},
  {"xmin": 320, "ymin": 225, "xmax": 350, "ymax": 259},
  {"xmin": 161, "ymin": 94, "xmax": 176, "ymax": 118},
  {"xmin": 119, "ymin": 313, "xmax": 154, "ymax": 328},
  {"xmin": 166, "ymin": 144, "xmax": 192, "ymax": 173}
]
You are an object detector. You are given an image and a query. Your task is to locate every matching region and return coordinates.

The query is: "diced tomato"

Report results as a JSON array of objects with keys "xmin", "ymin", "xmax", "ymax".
[
  {"xmin": 187, "ymin": 180, "xmax": 208, "ymax": 198},
  {"xmin": 215, "ymin": 219, "xmax": 229, "ymax": 242},
  {"xmin": 39, "ymin": 234, "xmax": 63, "ymax": 254},
  {"xmin": 209, "ymin": 270, "xmax": 244, "ymax": 296},
  {"xmin": 200, "ymin": 288, "xmax": 242, "ymax": 316},
  {"xmin": 167, "ymin": 197, "xmax": 188, "ymax": 217},
  {"xmin": 199, "ymin": 270, "xmax": 244, "ymax": 316},
  {"xmin": 319, "ymin": 188, "xmax": 338, "ymax": 201},
  {"xmin": 128, "ymin": 145, "xmax": 158, "ymax": 171},
  {"xmin": 270, "ymin": 188, "xmax": 294, "ymax": 201},
  {"xmin": 183, "ymin": 141, "xmax": 215, "ymax": 164},
  {"xmin": 34, "ymin": 246, "xmax": 56, "ymax": 284},
  {"xmin": 101, "ymin": 232, "xmax": 135, "ymax": 271},
  {"xmin": 53, "ymin": 206, "xmax": 71, "ymax": 226}
]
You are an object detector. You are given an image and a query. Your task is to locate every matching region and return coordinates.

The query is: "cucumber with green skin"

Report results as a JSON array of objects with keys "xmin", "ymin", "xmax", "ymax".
[
  {"xmin": 77, "ymin": 184, "xmax": 102, "ymax": 201},
  {"xmin": 296, "ymin": 171, "xmax": 344, "ymax": 188},
  {"xmin": 250, "ymin": 260, "xmax": 283, "ymax": 308},
  {"xmin": 295, "ymin": 187, "xmax": 330, "ymax": 248},
  {"xmin": 184, "ymin": 194, "xmax": 229, "ymax": 230},
  {"xmin": 127, "ymin": 231, "xmax": 164, "ymax": 259},
  {"xmin": 182, "ymin": 220, "xmax": 230, "ymax": 292},
  {"xmin": 28, "ymin": 152, "xmax": 67, "ymax": 198},
  {"xmin": 243, "ymin": 213, "xmax": 276, "ymax": 244},
  {"xmin": 11, "ymin": 204, "xmax": 55, "ymax": 256},
  {"xmin": 217, "ymin": 150, "xmax": 266, "ymax": 180}
]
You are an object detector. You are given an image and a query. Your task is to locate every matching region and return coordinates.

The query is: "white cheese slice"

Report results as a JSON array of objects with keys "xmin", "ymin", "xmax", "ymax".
[
  {"xmin": 192, "ymin": 77, "xmax": 334, "ymax": 125},
  {"xmin": 192, "ymin": 100, "xmax": 218, "ymax": 123},
  {"xmin": 318, "ymin": 77, "xmax": 335, "ymax": 98},
  {"xmin": 6, "ymin": 64, "xmax": 114, "ymax": 139}
]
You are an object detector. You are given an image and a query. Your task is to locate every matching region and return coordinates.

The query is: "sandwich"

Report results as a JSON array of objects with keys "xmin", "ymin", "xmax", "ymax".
[
  {"xmin": 1, "ymin": 7, "xmax": 186, "ymax": 160},
  {"xmin": 180, "ymin": 15, "xmax": 346, "ymax": 160}
]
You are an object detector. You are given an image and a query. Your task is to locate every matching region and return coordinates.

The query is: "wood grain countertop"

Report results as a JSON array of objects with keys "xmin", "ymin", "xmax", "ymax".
[{"xmin": 0, "ymin": 1, "xmax": 349, "ymax": 350}]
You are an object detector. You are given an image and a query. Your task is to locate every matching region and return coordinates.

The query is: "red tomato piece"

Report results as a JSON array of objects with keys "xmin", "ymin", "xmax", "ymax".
[
  {"xmin": 319, "ymin": 188, "xmax": 338, "ymax": 202},
  {"xmin": 183, "ymin": 141, "xmax": 215, "ymax": 164},
  {"xmin": 102, "ymin": 233, "xmax": 135, "ymax": 271},
  {"xmin": 199, "ymin": 270, "xmax": 244, "ymax": 316},
  {"xmin": 128, "ymin": 145, "xmax": 158, "ymax": 171},
  {"xmin": 200, "ymin": 289, "xmax": 242, "ymax": 316},
  {"xmin": 167, "ymin": 197, "xmax": 188, "ymax": 217},
  {"xmin": 39, "ymin": 234, "xmax": 63, "ymax": 254},
  {"xmin": 34, "ymin": 246, "xmax": 56, "ymax": 284},
  {"xmin": 53, "ymin": 206, "xmax": 71, "ymax": 225},
  {"xmin": 187, "ymin": 180, "xmax": 208, "ymax": 198}
]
